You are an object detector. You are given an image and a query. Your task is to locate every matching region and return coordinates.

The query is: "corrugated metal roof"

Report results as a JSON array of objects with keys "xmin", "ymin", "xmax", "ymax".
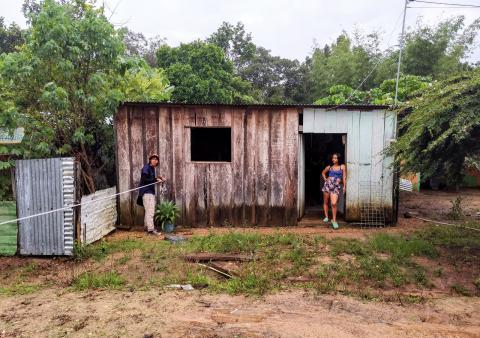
[{"xmin": 121, "ymin": 102, "xmax": 390, "ymax": 111}]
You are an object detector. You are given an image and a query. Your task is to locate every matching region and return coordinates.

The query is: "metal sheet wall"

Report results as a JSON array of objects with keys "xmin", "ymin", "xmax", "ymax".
[
  {"xmin": 16, "ymin": 158, "xmax": 75, "ymax": 255},
  {"xmin": 302, "ymin": 108, "xmax": 396, "ymax": 221}
]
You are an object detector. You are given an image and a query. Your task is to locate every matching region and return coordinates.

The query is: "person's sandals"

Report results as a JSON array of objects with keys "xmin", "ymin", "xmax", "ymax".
[
  {"xmin": 323, "ymin": 217, "xmax": 329, "ymax": 223},
  {"xmin": 331, "ymin": 221, "xmax": 339, "ymax": 230},
  {"xmin": 147, "ymin": 230, "xmax": 162, "ymax": 236}
]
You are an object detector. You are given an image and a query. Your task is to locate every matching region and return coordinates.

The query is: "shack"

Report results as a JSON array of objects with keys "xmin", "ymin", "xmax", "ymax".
[{"xmin": 115, "ymin": 103, "xmax": 396, "ymax": 227}]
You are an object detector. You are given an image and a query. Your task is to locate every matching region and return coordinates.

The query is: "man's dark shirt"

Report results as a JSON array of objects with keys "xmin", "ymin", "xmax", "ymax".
[{"xmin": 139, "ymin": 164, "xmax": 156, "ymax": 196}]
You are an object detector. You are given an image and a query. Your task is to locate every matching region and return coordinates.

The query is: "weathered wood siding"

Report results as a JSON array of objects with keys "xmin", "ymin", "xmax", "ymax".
[
  {"xmin": 303, "ymin": 108, "xmax": 396, "ymax": 221},
  {"xmin": 116, "ymin": 104, "xmax": 299, "ymax": 227},
  {"xmin": 80, "ymin": 187, "xmax": 117, "ymax": 245}
]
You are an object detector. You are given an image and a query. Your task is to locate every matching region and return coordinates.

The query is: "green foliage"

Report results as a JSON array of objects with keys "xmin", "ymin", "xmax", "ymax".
[
  {"xmin": 154, "ymin": 200, "xmax": 180, "ymax": 226},
  {"xmin": 207, "ymin": 21, "xmax": 256, "ymax": 72},
  {"xmin": 0, "ymin": 1, "xmax": 171, "ymax": 193},
  {"xmin": 120, "ymin": 61, "xmax": 173, "ymax": 102},
  {"xmin": 1, "ymin": 0, "xmax": 125, "ymax": 192},
  {"xmin": 314, "ymin": 75, "xmax": 430, "ymax": 105},
  {"xmin": 389, "ymin": 68, "xmax": 480, "ymax": 185},
  {"xmin": 157, "ymin": 41, "xmax": 254, "ymax": 104},
  {"xmin": 310, "ymin": 32, "xmax": 380, "ymax": 99},
  {"xmin": 401, "ymin": 17, "xmax": 479, "ymax": 78}
]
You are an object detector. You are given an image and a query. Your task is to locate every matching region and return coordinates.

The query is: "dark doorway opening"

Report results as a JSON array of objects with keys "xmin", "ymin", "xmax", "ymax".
[{"xmin": 303, "ymin": 133, "xmax": 346, "ymax": 219}]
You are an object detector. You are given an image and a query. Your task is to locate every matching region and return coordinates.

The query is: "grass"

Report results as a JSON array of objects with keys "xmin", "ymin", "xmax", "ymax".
[
  {"xmin": 66, "ymin": 224, "xmax": 480, "ymax": 296},
  {"xmin": 2, "ymin": 221, "xmax": 479, "ymax": 299},
  {"xmin": 0, "ymin": 283, "xmax": 41, "ymax": 296},
  {"xmin": 71, "ymin": 271, "xmax": 125, "ymax": 290},
  {"xmin": 0, "ymin": 201, "xmax": 17, "ymax": 256}
]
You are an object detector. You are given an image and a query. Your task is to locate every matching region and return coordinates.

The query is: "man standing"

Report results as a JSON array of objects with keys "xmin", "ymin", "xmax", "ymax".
[{"xmin": 138, "ymin": 154, "xmax": 166, "ymax": 236}]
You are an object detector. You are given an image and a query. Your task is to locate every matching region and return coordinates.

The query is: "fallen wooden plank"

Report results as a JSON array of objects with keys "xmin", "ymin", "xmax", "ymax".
[
  {"xmin": 198, "ymin": 263, "xmax": 233, "ymax": 279},
  {"xmin": 184, "ymin": 253, "xmax": 253, "ymax": 262},
  {"xmin": 286, "ymin": 276, "xmax": 316, "ymax": 283}
]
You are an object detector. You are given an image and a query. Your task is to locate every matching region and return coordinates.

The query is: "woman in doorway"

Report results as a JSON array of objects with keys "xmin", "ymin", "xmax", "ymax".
[{"xmin": 321, "ymin": 153, "xmax": 347, "ymax": 229}]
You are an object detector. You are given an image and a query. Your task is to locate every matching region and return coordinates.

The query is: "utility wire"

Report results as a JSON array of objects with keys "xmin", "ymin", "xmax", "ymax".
[
  {"xmin": 413, "ymin": 0, "xmax": 480, "ymax": 7},
  {"xmin": 408, "ymin": 5, "xmax": 480, "ymax": 7}
]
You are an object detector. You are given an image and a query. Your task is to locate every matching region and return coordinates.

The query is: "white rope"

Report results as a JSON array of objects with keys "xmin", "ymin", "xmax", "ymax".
[
  {"xmin": 0, "ymin": 181, "xmax": 163, "ymax": 226},
  {"xmin": 412, "ymin": 215, "xmax": 480, "ymax": 232}
]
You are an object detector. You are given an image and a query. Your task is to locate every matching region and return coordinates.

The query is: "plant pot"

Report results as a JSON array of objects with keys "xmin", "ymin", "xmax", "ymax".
[{"xmin": 162, "ymin": 222, "xmax": 175, "ymax": 233}]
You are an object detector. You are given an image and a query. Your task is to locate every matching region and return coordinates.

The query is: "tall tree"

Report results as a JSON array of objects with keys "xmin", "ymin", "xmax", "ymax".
[
  {"xmin": 207, "ymin": 21, "xmax": 256, "ymax": 73},
  {"xmin": 375, "ymin": 16, "xmax": 480, "ymax": 84},
  {"xmin": 309, "ymin": 32, "xmax": 381, "ymax": 99},
  {"xmin": 156, "ymin": 41, "xmax": 254, "ymax": 104},
  {"xmin": 0, "ymin": 18, "xmax": 25, "ymax": 54},
  {"xmin": 120, "ymin": 27, "xmax": 165, "ymax": 67},
  {"xmin": 389, "ymin": 69, "xmax": 480, "ymax": 186},
  {"xmin": 208, "ymin": 21, "xmax": 313, "ymax": 104},
  {"xmin": 1, "ymin": 0, "xmax": 171, "ymax": 193}
]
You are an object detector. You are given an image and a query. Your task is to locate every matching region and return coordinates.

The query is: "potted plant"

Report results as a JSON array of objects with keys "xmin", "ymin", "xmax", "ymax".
[{"xmin": 154, "ymin": 201, "xmax": 180, "ymax": 233}]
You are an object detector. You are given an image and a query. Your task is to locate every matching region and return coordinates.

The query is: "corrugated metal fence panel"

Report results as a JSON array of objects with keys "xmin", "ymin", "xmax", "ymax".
[
  {"xmin": 62, "ymin": 158, "xmax": 75, "ymax": 255},
  {"xmin": 80, "ymin": 187, "xmax": 117, "ymax": 245},
  {"xmin": 16, "ymin": 158, "xmax": 75, "ymax": 256}
]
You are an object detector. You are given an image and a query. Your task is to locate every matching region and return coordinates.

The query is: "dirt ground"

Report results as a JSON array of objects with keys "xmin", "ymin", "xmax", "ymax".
[
  {"xmin": 1, "ymin": 288, "xmax": 480, "ymax": 338},
  {"xmin": 1, "ymin": 189, "xmax": 479, "ymax": 338}
]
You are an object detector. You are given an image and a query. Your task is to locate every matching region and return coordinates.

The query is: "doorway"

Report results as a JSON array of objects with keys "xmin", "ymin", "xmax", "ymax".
[{"xmin": 302, "ymin": 133, "xmax": 346, "ymax": 220}]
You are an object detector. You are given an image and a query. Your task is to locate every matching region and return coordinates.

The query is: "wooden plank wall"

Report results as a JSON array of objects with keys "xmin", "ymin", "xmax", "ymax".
[{"xmin": 115, "ymin": 104, "xmax": 299, "ymax": 227}]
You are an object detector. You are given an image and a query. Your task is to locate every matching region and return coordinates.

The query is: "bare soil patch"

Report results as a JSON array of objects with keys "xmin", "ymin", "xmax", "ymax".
[{"xmin": 1, "ymin": 289, "xmax": 479, "ymax": 337}]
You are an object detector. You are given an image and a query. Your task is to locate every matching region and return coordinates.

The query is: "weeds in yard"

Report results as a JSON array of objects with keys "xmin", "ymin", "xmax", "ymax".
[
  {"xmin": 451, "ymin": 283, "xmax": 471, "ymax": 296},
  {"xmin": 220, "ymin": 272, "xmax": 271, "ymax": 295},
  {"xmin": 0, "ymin": 283, "xmax": 41, "ymax": 296},
  {"xmin": 74, "ymin": 239, "xmax": 145, "ymax": 261},
  {"xmin": 116, "ymin": 255, "xmax": 131, "ymax": 265},
  {"xmin": 433, "ymin": 267, "xmax": 443, "ymax": 277},
  {"xmin": 329, "ymin": 238, "xmax": 371, "ymax": 257},
  {"xmin": 71, "ymin": 271, "xmax": 125, "ymax": 290},
  {"xmin": 186, "ymin": 231, "xmax": 263, "ymax": 253},
  {"xmin": 369, "ymin": 233, "xmax": 437, "ymax": 259},
  {"xmin": 22, "ymin": 263, "xmax": 38, "ymax": 275},
  {"xmin": 448, "ymin": 196, "xmax": 465, "ymax": 220}
]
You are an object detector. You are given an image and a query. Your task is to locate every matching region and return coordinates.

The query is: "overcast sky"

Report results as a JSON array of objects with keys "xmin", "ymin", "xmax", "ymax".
[{"xmin": 1, "ymin": 0, "xmax": 480, "ymax": 64}]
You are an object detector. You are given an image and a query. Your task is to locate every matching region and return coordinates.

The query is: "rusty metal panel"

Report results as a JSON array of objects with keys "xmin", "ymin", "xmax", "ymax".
[
  {"xmin": 16, "ymin": 158, "xmax": 75, "ymax": 255},
  {"xmin": 80, "ymin": 187, "xmax": 117, "ymax": 245}
]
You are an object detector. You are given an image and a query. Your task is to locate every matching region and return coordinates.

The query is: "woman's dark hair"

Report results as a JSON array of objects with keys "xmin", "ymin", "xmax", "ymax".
[{"xmin": 331, "ymin": 153, "xmax": 342, "ymax": 164}]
